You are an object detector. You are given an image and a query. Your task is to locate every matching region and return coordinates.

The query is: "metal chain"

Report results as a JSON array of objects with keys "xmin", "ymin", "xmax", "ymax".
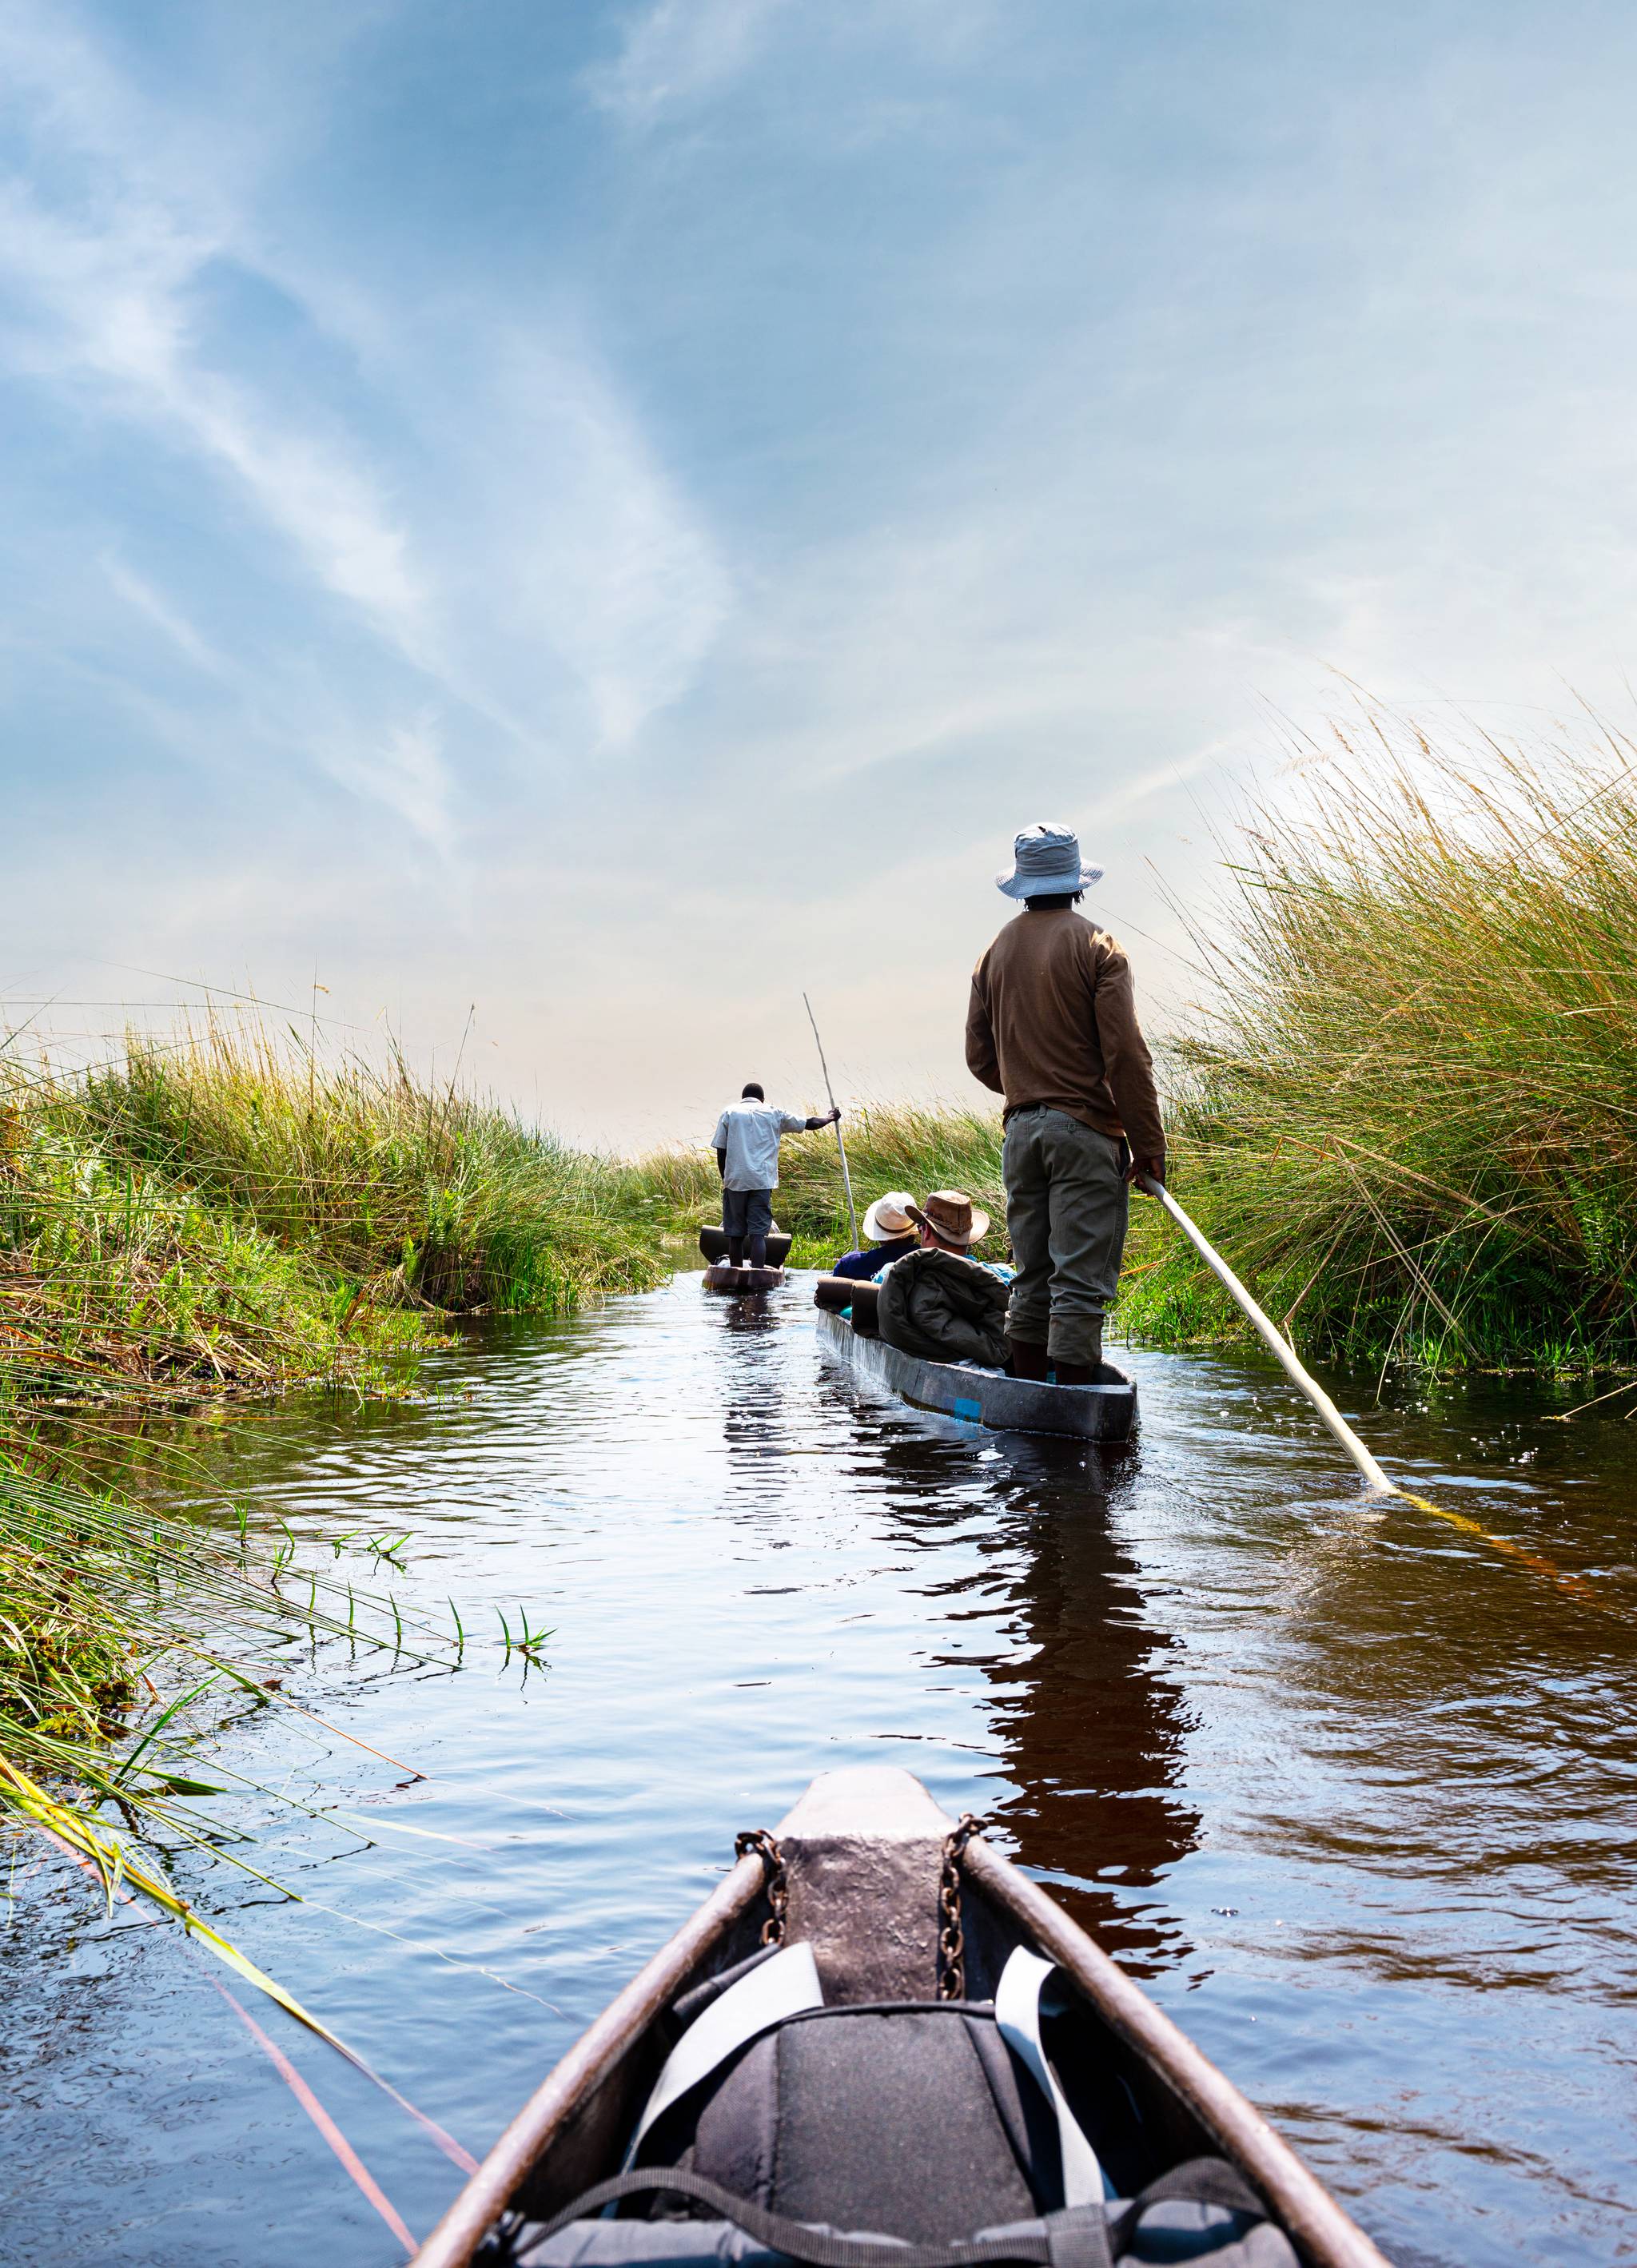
[
  {"xmin": 936, "ymin": 1814, "xmax": 987, "ymax": 2000},
  {"xmin": 734, "ymin": 1828, "xmax": 788, "ymax": 1946}
]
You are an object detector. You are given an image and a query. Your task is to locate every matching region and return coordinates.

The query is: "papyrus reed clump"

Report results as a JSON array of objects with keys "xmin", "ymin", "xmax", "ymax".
[{"xmin": 1121, "ymin": 718, "xmax": 1637, "ymax": 1371}]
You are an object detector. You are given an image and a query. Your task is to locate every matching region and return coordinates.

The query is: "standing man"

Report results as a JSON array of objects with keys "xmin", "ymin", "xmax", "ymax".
[
  {"xmin": 965, "ymin": 823, "xmax": 1165, "ymax": 1384},
  {"xmin": 712, "ymin": 1083, "xmax": 841, "ymax": 1270}
]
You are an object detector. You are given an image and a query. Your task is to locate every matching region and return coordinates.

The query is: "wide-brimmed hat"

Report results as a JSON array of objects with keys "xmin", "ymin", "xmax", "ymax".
[
  {"xmin": 908, "ymin": 1189, "xmax": 991, "ymax": 1247},
  {"xmin": 862, "ymin": 1191, "xmax": 918, "ymax": 1242},
  {"xmin": 995, "ymin": 822, "xmax": 1103, "ymax": 900}
]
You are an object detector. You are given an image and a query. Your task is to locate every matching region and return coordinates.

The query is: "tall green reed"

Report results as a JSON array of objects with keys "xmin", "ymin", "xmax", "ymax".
[{"xmin": 1121, "ymin": 713, "xmax": 1637, "ymax": 1373}]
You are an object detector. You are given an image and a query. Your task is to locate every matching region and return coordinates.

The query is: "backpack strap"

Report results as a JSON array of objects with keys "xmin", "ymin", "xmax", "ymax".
[
  {"xmin": 626, "ymin": 1943, "xmax": 825, "ymax": 2163},
  {"xmin": 994, "ymin": 1948, "xmax": 1107, "ymax": 2206},
  {"xmin": 519, "ymin": 2167, "xmax": 1111, "ymax": 2268},
  {"xmin": 1107, "ymin": 2158, "xmax": 1267, "ymax": 2254}
]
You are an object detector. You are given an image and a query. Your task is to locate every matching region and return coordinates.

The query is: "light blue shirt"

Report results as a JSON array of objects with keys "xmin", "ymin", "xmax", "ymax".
[{"xmin": 711, "ymin": 1101, "xmax": 807, "ymax": 1191}]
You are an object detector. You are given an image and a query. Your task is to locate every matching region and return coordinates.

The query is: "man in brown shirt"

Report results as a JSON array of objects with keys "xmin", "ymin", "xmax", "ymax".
[{"xmin": 966, "ymin": 822, "xmax": 1165, "ymax": 1383}]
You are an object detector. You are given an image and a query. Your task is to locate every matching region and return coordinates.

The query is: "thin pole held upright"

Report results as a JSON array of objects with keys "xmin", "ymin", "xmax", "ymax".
[{"xmin": 803, "ymin": 993, "xmax": 859, "ymax": 1251}]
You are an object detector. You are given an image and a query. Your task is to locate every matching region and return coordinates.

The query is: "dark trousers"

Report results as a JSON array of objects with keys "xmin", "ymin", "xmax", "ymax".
[
  {"xmin": 722, "ymin": 1186, "xmax": 774, "ymax": 1267},
  {"xmin": 1002, "ymin": 1108, "xmax": 1128, "ymax": 1363}
]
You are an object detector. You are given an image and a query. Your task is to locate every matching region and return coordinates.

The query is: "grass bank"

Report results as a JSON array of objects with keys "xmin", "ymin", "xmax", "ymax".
[
  {"xmin": 0, "ymin": 1019, "xmax": 674, "ymax": 1884},
  {"xmin": 1120, "ymin": 718, "xmax": 1637, "ymax": 1375}
]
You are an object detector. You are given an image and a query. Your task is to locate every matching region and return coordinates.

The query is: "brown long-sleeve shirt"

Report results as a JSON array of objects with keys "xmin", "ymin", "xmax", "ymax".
[{"xmin": 966, "ymin": 908, "xmax": 1165, "ymax": 1160}]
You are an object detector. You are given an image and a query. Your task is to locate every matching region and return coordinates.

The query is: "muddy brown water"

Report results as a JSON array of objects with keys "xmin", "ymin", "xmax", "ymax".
[{"xmin": 1, "ymin": 1274, "xmax": 1634, "ymax": 2266}]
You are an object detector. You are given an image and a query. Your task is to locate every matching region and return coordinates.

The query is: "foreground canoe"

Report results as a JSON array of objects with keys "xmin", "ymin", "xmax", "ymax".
[
  {"xmin": 816, "ymin": 1307, "xmax": 1137, "ymax": 1442},
  {"xmin": 703, "ymin": 1263, "xmax": 787, "ymax": 1295},
  {"xmin": 412, "ymin": 1769, "xmax": 1388, "ymax": 2268}
]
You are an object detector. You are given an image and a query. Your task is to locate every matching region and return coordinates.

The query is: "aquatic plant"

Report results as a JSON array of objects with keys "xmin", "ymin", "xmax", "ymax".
[
  {"xmin": 1120, "ymin": 711, "xmax": 1637, "ymax": 1374},
  {"xmin": 0, "ymin": 1439, "xmax": 452, "ymax": 2027},
  {"xmin": 0, "ymin": 1068, "xmax": 422, "ymax": 1404}
]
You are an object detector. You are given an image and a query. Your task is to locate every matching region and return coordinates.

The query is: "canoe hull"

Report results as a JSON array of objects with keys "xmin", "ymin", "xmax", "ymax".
[
  {"xmin": 412, "ymin": 1768, "xmax": 1388, "ymax": 2268},
  {"xmin": 816, "ymin": 1307, "xmax": 1136, "ymax": 1442},
  {"xmin": 703, "ymin": 1263, "xmax": 786, "ymax": 1295}
]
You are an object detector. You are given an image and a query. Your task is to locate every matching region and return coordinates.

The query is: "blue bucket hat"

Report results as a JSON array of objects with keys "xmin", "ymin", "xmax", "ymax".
[{"xmin": 995, "ymin": 822, "xmax": 1104, "ymax": 900}]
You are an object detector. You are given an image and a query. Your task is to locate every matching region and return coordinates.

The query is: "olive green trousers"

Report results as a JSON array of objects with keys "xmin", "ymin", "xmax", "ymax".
[{"xmin": 1002, "ymin": 1106, "xmax": 1128, "ymax": 1364}]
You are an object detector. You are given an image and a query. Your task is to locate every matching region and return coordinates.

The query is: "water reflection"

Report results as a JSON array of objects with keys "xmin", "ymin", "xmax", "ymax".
[{"xmin": 852, "ymin": 1420, "xmax": 1198, "ymax": 1964}]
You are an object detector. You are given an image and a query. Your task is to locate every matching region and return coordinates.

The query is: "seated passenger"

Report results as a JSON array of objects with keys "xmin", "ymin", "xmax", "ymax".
[
  {"xmin": 874, "ymin": 1190, "xmax": 1014, "ymax": 1367},
  {"xmin": 830, "ymin": 1192, "xmax": 920, "ymax": 1281}
]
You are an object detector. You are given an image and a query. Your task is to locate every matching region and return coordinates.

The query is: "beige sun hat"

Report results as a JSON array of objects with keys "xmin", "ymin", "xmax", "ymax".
[
  {"xmin": 907, "ymin": 1189, "xmax": 991, "ymax": 1247},
  {"xmin": 862, "ymin": 1191, "xmax": 918, "ymax": 1242}
]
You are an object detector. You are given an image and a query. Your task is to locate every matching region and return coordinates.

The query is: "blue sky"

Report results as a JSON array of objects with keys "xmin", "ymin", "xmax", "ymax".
[{"xmin": 5, "ymin": 0, "xmax": 1636, "ymax": 1145}]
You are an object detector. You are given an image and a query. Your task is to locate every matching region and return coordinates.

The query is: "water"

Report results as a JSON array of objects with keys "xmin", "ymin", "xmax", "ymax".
[{"xmin": 2, "ymin": 1275, "xmax": 1634, "ymax": 2267}]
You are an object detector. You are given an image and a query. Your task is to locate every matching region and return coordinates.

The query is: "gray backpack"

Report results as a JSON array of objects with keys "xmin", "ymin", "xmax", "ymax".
[{"xmin": 497, "ymin": 1945, "xmax": 1297, "ymax": 2268}]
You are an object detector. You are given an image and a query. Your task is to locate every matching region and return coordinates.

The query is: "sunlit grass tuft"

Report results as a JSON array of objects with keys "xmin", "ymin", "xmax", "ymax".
[{"xmin": 1120, "ymin": 712, "xmax": 1637, "ymax": 1374}]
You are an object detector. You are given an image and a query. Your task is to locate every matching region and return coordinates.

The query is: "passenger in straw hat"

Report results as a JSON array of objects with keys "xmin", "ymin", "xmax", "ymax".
[
  {"xmin": 966, "ymin": 823, "xmax": 1165, "ymax": 1384},
  {"xmin": 871, "ymin": 1190, "xmax": 1014, "ymax": 1367},
  {"xmin": 828, "ymin": 1191, "xmax": 921, "ymax": 1283},
  {"xmin": 879, "ymin": 1190, "xmax": 1014, "ymax": 1287}
]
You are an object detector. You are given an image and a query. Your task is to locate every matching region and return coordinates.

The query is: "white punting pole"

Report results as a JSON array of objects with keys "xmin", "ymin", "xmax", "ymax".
[
  {"xmin": 1135, "ymin": 1175, "xmax": 1392, "ymax": 1494},
  {"xmin": 803, "ymin": 993, "xmax": 859, "ymax": 1253}
]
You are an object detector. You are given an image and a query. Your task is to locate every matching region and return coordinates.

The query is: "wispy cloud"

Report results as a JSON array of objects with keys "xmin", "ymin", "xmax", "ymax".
[
  {"xmin": 482, "ymin": 339, "xmax": 731, "ymax": 746},
  {"xmin": 586, "ymin": 0, "xmax": 791, "ymax": 126},
  {"xmin": 102, "ymin": 556, "xmax": 226, "ymax": 678},
  {"xmin": 0, "ymin": 0, "xmax": 731, "ymax": 806},
  {"xmin": 0, "ymin": 168, "xmax": 431, "ymax": 662},
  {"xmin": 318, "ymin": 714, "xmax": 456, "ymax": 849}
]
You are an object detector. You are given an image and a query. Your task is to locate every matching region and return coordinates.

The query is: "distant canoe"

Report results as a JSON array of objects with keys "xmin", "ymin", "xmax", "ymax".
[
  {"xmin": 817, "ymin": 1307, "xmax": 1137, "ymax": 1442},
  {"xmin": 703, "ymin": 1263, "xmax": 786, "ymax": 1295},
  {"xmin": 699, "ymin": 1225, "xmax": 793, "ymax": 1267}
]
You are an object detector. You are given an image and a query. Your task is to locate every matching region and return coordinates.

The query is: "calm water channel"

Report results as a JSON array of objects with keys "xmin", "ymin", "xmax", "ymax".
[{"xmin": 2, "ymin": 1273, "xmax": 1635, "ymax": 2267}]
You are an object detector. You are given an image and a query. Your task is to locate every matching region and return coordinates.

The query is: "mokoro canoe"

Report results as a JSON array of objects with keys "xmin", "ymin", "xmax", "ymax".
[
  {"xmin": 411, "ymin": 1767, "xmax": 1388, "ymax": 2268},
  {"xmin": 703, "ymin": 1263, "xmax": 787, "ymax": 1295},
  {"xmin": 700, "ymin": 1227, "xmax": 794, "ymax": 1267},
  {"xmin": 815, "ymin": 1307, "xmax": 1137, "ymax": 1443}
]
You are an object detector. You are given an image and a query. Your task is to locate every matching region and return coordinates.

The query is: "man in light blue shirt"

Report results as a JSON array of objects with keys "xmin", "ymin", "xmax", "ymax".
[{"xmin": 712, "ymin": 1083, "xmax": 840, "ymax": 1269}]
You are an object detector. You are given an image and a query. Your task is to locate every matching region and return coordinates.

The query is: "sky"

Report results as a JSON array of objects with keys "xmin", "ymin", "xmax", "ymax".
[{"xmin": 5, "ymin": 0, "xmax": 1637, "ymax": 1148}]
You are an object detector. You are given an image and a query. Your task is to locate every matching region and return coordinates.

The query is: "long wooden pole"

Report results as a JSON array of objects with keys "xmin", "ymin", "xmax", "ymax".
[
  {"xmin": 1135, "ymin": 1175, "xmax": 1391, "ymax": 1494},
  {"xmin": 1136, "ymin": 1179, "xmax": 1621, "ymax": 1606},
  {"xmin": 803, "ymin": 993, "xmax": 859, "ymax": 1251}
]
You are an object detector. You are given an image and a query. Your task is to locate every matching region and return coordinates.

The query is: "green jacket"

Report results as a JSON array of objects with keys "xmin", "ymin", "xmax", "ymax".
[{"xmin": 876, "ymin": 1247, "xmax": 1010, "ymax": 1367}]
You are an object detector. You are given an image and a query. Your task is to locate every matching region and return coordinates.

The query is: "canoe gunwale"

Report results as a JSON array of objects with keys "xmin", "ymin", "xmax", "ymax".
[
  {"xmin": 412, "ymin": 1777, "xmax": 1389, "ymax": 2268},
  {"xmin": 962, "ymin": 1840, "xmax": 1392, "ymax": 2268},
  {"xmin": 410, "ymin": 1854, "xmax": 766, "ymax": 2268}
]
